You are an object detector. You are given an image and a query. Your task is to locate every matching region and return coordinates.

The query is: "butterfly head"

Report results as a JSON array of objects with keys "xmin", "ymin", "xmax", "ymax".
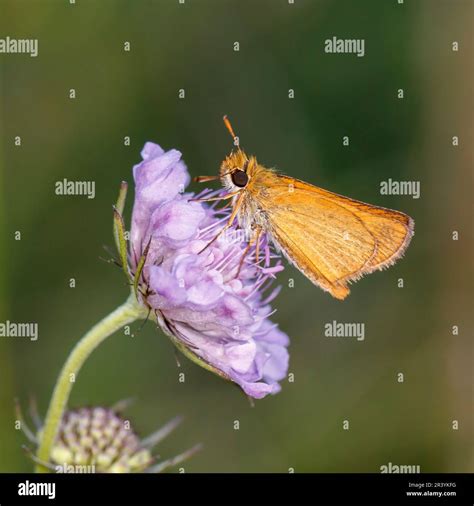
[
  {"xmin": 220, "ymin": 149, "xmax": 251, "ymax": 191},
  {"xmin": 220, "ymin": 115, "xmax": 254, "ymax": 191}
]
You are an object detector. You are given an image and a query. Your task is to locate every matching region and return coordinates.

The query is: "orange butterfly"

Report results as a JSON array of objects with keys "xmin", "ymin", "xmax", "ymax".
[{"xmin": 194, "ymin": 116, "xmax": 414, "ymax": 300}]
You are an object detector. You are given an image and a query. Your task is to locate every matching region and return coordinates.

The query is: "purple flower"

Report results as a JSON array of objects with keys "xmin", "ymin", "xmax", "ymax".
[{"xmin": 128, "ymin": 142, "xmax": 289, "ymax": 399}]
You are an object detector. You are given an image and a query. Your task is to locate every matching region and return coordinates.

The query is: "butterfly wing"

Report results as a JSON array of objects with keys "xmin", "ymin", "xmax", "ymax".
[{"xmin": 248, "ymin": 171, "xmax": 414, "ymax": 299}]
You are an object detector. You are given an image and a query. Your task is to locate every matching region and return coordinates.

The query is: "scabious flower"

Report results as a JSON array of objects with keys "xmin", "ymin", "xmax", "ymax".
[
  {"xmin": 124, "ymin": 142, "xmax": 289, "ymax": 399},
  {"xmin": 19, "ymin": 401, "xmax": 200, "ymax": 473}
]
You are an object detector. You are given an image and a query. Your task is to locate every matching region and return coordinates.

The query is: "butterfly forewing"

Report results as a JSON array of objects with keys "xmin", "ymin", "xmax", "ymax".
[{"xmin": 248, "ymin": 171, "xmax": 414, "ymax": 299}]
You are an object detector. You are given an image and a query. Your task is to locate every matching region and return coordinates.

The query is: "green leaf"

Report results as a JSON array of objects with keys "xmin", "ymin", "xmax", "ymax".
[
  {"xmin": 113, "ymin": 182, "xmax": 128, "ymax": 254},
  {"xmin": 115, "ymin": 181, "xmax": 128, "ymax": 216},
  {"xmin": 133, "ymin": 237, "xmax": 151, "ymax": 300},
  {"xmin": 113, "ymin": 207, "xmax": 131, "ymax": 282}
]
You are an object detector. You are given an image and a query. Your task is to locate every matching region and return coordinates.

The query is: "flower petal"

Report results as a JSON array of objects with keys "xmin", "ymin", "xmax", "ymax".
[
  {"xmin": 131, "ymin": 145, "xmax": 191, "ymax": 250},
  {"xmin": 150, "ymin": 199, "xmax": 205, "ymax": 247},
  {"xmin": 148, "ymin": 266, "xmax": 188, "ymax": 309}
]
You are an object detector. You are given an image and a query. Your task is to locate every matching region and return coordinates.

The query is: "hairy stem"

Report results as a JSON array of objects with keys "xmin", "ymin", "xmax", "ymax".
[{"xmin": 35, "ymin": 295, "xmax": 147, "ymax": 472}]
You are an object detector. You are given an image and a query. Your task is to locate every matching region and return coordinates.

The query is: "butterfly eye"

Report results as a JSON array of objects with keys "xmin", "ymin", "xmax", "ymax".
[{"xmin": 231, "ymin": 170, "xmax": 249, "ymax": 188}]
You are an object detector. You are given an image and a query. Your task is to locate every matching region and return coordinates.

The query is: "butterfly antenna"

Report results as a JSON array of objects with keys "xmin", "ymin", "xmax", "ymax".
[{"xmin": 223, "ymin": 115, "xmax": 240, "ymax": 148}]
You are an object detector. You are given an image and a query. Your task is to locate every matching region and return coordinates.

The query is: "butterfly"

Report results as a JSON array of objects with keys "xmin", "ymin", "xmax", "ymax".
[{"xmin": 193, "ymin": 116, "xmax": 414, "ymax": 300}]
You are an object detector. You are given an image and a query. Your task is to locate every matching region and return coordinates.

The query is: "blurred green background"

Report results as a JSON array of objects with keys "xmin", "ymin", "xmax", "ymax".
[{"xmin": 0, "ymin": 0, "xmax": 472, "ymax": 473}]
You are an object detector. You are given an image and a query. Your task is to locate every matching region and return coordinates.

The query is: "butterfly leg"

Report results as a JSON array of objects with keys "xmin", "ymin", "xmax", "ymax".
[
  {"xmin": 197, "ymin": 192, "xmax": 245, "ymax": 254},
  {"xmin": 236, "ymin": 226, "xmax": 262, "ymax": 277},
  {"xmin": 218, "ymin": 200, "xmax": 233, "ymax": 211}
]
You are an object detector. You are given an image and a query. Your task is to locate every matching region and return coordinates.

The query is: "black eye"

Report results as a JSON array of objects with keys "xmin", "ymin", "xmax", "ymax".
[{"xmin": 231, "ymin": 170, "xmax": 249, "ymax": 188}]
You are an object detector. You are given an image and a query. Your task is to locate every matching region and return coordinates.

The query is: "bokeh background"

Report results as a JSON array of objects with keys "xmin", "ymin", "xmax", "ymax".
[{"xmin": 0, "ymin": 0, "xmax": 472, "ymax": 473}]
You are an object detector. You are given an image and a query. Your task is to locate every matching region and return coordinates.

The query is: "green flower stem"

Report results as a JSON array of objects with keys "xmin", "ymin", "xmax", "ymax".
[{"xmin": 35, "ymin": 294, "xmax": 148, "ymax": 472}]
